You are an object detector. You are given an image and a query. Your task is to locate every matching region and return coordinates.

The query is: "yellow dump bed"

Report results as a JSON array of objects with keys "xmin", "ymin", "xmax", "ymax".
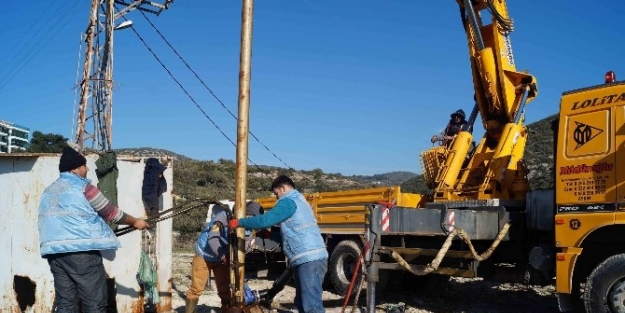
[{"xmin": 256, "ymin": 186, "xmax": 425, "ymax": 233}]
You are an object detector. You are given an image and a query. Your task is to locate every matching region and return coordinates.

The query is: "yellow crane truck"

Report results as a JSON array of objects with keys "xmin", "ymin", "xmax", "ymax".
[
  {"xmin": 251, "ymin": 0, "xmax": 625, "ymax": 312},
  {"xmin": 551, "ymin": 70, "xmax": 625, "ymax": 313}
]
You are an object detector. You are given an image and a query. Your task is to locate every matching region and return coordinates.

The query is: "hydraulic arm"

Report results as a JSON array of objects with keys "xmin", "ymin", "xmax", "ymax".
[{"xmin": 424, "ymin": 0, "xmax": 538, "ymax": 203}]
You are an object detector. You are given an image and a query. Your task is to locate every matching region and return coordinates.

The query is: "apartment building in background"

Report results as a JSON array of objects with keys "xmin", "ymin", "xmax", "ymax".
[{"xmin": 0, "ymin": 120, "xmax": 30, "ymax": 153}]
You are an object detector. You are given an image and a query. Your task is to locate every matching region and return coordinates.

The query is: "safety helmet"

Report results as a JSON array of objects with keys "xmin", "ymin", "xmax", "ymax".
[{"xmin": 451, "ymin": 109, "xmax": 466, "ymax": 119}]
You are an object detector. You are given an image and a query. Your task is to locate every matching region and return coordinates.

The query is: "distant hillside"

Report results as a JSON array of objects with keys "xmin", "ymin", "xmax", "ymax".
[
  {"xmin": 349, "ymin": 171, "xmax": 418, "ymax": 186},
  {"xmin": 524, "ymin": 114, "xmax": 558, "ymax": 190},
  {"xmin": 113, "ymin": 147, "xmax": 192, "ymax": 161},
  {"xmin": 110, "ymin": 149, "xmax": 366, "ymax": 199}
]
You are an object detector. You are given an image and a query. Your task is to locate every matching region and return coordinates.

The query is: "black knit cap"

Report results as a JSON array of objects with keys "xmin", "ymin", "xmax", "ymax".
[
  {"xmin": 246, "ymin": 201, "xmax": 264, "ymax": 216},
  {"xmin": 59, "ymin": 146, "xmax": 87, "ymax": 172}
]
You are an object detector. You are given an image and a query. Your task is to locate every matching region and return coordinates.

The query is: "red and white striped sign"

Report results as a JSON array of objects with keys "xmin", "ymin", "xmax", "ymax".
[
  {"xmin": 381, "ymin": 198, "xmax": 396, "ymax": 232},
  {"xmin": 447, "ymin": 211, "xmax": 455, "ymax": 232},
  {"xmin": 382, "ymin": 207, "xmax": 390, "ymax": 231}
]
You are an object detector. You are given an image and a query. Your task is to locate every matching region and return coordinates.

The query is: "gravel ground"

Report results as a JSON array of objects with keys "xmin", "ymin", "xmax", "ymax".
[{"xmin": 171, "ymin": 253, "xmax": 560, "ymax": 313}]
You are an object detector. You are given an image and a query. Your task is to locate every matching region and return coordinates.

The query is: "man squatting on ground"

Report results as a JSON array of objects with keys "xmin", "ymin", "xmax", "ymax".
[
  {"xmin": 229, "ymin": 175, "xmax": 328, "ymax": 313},
  {"xmin": 38, "ymin": 146, "xmax": 150, "ymax": 312},
  {"xmin": 185, "ymin": 201, "xmax": 264, "ymax": 313}
]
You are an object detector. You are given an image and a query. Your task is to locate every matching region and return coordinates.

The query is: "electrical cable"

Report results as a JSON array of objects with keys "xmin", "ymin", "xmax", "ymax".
[
  {"xmin": 0, "ymin": 0, "xmax": 57, "ymax": 63},
  {"xmin": 120, "ymin": 16, "xmax": 269, "ymax": 173},
  {"xmin": 484, "ymin": 0, "xmax": 513, "ymax": 32},
  {"xmin": 0, "ymin": 1, "xmax": 81, "ymax": 93},
  {"xmin": 137, "ymin": 10, "xmax": 294, "ymax": 171},
  {"xmin": 0, "ymin": 0, "xmax": 72, "ymax": 77}
]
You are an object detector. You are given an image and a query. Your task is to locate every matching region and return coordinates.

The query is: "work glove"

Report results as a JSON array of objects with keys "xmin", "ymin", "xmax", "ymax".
[
  {"xmin": 430, "ymin": 135, "xmax": 439, "ymax": 143},
  {"xmin": 228, "ymin": 219, "xmax": 239, "ymax": 229}
]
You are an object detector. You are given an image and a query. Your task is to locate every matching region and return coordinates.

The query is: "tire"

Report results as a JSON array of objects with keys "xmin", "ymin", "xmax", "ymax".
[
  {"xmin": 329, "ymin": 240, "xmax": 364, "ymax": 296},
  {"xmin": 584, "ymin": 253, "xmax": 625, "ymax": 313}
]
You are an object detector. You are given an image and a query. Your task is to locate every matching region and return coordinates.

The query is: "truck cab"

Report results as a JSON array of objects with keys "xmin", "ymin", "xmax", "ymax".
[{"xmin": 553, "ymin": 71, "xmax": 625, "ymax": 312}]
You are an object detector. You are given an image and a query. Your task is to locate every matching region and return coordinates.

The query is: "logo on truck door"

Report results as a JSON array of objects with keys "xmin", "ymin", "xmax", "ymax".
[
  {"xmin": 573, "ymin": 121, "xmax": 603, "ymax": 150},
  {"xmin": 571, "ymin": 93, "xmax": 625, "ymax": 111}
]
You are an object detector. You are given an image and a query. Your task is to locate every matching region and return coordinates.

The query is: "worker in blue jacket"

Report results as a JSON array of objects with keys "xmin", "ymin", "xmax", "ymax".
[
  {"xmin": 39, "ymin": 146, "xmax": 150, "ymax": 312},
  {"xmin": 229, "ymin": 175, "xmax": 328, "ymax": 313},
  {"xmin": 185, "ymin": 202, "xmax": 263, "ymax": 313}
]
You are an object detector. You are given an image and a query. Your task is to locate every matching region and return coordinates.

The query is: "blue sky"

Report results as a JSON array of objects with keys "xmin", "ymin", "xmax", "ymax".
[{"xmin": 1, "ymin": 1, "xmax": 624, "ymax": 175}]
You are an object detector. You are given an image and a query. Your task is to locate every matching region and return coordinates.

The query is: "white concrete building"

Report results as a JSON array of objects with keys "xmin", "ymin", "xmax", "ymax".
[
  {"xmin": 0, "ymin": 153, "xmax": 174, "ymax": 312},
  {"xmin": 0, "ymin": 120, "xmax": 30, "ymax": 153}
]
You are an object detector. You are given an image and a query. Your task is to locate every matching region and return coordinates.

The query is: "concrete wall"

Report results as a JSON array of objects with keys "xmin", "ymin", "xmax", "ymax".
[{"xmin": 0, "ymin": 153, "xmax": 173, "ymax": 312}]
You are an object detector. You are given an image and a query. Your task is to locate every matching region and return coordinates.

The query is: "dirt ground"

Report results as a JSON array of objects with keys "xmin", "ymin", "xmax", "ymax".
[{"xmin": 170, "ymin": 253, "xmax": 560, "ymax": 313}]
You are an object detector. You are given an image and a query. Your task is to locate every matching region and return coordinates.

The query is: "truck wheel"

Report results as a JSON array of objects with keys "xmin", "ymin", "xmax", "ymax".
[
  {"xmin": 584, "ymin": 253, "xmax": 625, "ymax": 313},
  {"xmin": 329, "ymin": 240, "xmax": 363, "ymax": 296}
]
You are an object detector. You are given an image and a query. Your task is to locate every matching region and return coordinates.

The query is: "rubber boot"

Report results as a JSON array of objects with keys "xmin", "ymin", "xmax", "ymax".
[{"xmin": 185, "ymin": 298, "xmax": 198, "ymax": 313}]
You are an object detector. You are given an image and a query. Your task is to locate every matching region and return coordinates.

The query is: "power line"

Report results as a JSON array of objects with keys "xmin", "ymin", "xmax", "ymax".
[
  {"xmin": 0, "ymin": 0, "xmax": 69, "ymax": 76},
  {"xmin": 122, "ymin": 18, "xmax": 270, "ymax": 174},
  {"xmin": 0, "ymin": 1, "xmax": 81, "ymax": 92},
  {"xmin": 137, "ymin": 10, "xmax": 294, "ymax": 171},
  {"xmin": 0, "ymin": 0, "xmax": 57, "ymax": 63}
]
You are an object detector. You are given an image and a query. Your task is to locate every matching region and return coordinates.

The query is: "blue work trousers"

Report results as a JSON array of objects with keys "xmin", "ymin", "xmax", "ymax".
[
  {"xmin": 293, "ymin": 258, "xmax": 327, "ymax": 313},
  {"xmin": 48, "ymin": 250, "xmax": 108, "ymax": 313}
]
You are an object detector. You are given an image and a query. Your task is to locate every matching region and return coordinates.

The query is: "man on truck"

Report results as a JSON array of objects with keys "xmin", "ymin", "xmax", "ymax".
[
  {"xmin": 431, "ymin": 109, "xmax": 468, "ymax": 146},
  {"xmin": 229, "ymin": 175, "xmax": 328, "ymax": 313}
]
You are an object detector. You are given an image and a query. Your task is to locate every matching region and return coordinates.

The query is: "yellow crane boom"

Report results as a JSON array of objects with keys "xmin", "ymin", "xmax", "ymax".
[{"xmin": 422, "ymin": 0, "xmax": 538, "ymax": 204}]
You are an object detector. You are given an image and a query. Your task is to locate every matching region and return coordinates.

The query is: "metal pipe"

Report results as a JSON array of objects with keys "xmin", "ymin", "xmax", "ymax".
[
  {"xmin": 232, "ymin": 0, "xmax": 255, "ymax": 306},
  {"xmin": 366, "ymin": 204, "xmax": 381, "ymax": 313},
  {"xmin": 364, "ymin": 206, "xmax": 373, "ymax": 263},
  {"xmin": 463, "ymin": 103, "xmax": 480, "ymax": 133},
  {"xmin": 463, "ymin": 0, "xmax": 485, "ymax": 51},
  {"xmin": 514, "ymin": 86, "xmax": 530, "ymax": 125}
]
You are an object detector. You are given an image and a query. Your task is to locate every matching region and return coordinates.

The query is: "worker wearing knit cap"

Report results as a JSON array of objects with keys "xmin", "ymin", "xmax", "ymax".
[
  {"xmin": 58, "ymin": 146, "xmax": 88, "ymax": 172},
  {"xmin": 184, "ymin": 201, "xmax": 264, "ymax": 312},
  {"xmin": 38, "ymin": 146, "xmax": 150, "ymax": 311},
  {"xmin": 245, "ymin": 200, "xmax": 264, "ymax": 217}
]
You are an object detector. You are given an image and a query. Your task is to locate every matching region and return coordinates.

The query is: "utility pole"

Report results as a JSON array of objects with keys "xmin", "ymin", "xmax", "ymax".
[
  {"xmin": 74, "ymin": 0, "xmax": 173, "ymax": 152},
  {"xmin": 231, "ymin": 0, "xmax": 255, "ymax": 308}
]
